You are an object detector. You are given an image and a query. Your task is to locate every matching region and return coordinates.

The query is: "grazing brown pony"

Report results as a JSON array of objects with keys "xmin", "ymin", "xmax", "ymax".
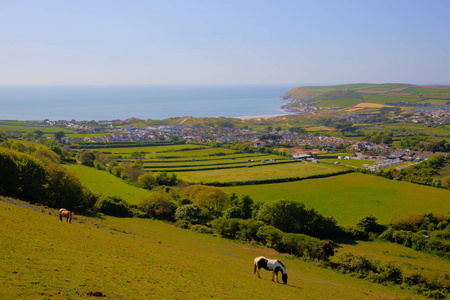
[{"xmin": 59, "ymin": 208, "xmax": 72, "ymax": 224}]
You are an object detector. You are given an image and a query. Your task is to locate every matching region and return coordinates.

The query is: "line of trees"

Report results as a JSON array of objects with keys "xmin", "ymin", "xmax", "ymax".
[{"xmin": 0, "ymin": 148, "xmax": 96, "ymax": 211}]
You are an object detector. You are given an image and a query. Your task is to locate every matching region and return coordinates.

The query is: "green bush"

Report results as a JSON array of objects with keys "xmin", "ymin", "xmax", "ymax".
[
  {"xmin": 211, "ymin": 218, "xmax": 241, "ymax": 239},
  {"xmin": 256, "ymin": 199, "xmax": 340, "ymax": 238},
  {"xmin": 236, "ymin": 219, "xmax": 264, "ymax": 242},
  {"xmin": 138, "ymin": 193, "xmax": 177, "ymax": 220},
  {"xmin": 137, "ymin": 172, "xmax": 157, "ymax": 189},
  {"xmin": 174, "ymin": 220, "xmax": 191, "ymax": 229},
  {"xmin": 94, "ymin": 196, "xmax": 131, "ymax": 217},
  {"xmin": 190, "ymin": 224, "xmax": 214, "ymax": 234},
  {"xmin": 225, "ymin": 206, "xmax": 244, "ymax": 219},
  {"xmin": 256, "ymin": 225, "xmax": 284, "ymax": 248},
  {"xmin": 175, "ymin": 204, "xmax": 201, "ymax": 221},
  {"xmin": 369, "ymin": 261, "xmax": 403, "ymax": 284},
  {"xmin": 336, "ymin": 252, "xmax": 374, "ymax": 275}
]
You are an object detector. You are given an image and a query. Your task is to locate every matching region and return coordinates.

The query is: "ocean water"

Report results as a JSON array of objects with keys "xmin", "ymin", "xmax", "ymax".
[{"xmin": 0, "ymin": 85, "xmax": 295, "ymax": 121}]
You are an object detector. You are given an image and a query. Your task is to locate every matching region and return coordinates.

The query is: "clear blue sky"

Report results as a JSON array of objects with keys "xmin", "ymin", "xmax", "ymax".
[{"xmin": 1, "ymin": 0, "xmax": 449, "ymax": 85}]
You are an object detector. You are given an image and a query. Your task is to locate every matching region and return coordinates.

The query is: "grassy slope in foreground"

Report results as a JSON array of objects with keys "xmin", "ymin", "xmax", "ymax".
[
  {"xmin": 224, "ymin": 172, "xmax": 450, "ymax": 226},
  {"xmin": 0, "ymin": 199, "xmax": 429, "ymax": 299},
  {"xmin": 63, "ymin": 163, "xmax": 151, "ymax": 205}
]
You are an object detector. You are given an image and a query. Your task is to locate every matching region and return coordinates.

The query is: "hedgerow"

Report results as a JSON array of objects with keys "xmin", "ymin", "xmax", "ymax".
[{"xmin": 204, "ymin": 169, "xmax": 354, "ymax": 187}]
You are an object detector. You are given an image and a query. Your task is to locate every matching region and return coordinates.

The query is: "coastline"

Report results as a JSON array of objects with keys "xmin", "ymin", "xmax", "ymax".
[{"xmin": 0, "ymin": 84, "xmax": 295, "ymax": 121}]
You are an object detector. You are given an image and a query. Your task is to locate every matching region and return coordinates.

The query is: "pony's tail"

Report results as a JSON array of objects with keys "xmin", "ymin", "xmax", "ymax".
[
  {"xmin": 59, "ymin": 211, "xmax": 62, "ymax": 221},
  {"xmin": 253, "ymin": 261, "xmax": 257, "ymax": 274}
]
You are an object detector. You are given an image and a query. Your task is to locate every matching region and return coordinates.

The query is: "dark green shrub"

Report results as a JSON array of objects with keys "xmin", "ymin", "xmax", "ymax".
[
  {"xmin": 138, "ymin": 193, "xmax": 177, "ymax": 220},
  {"xmin": 45, "ymin": 164, "xmax": 95, "ymax": 211},
  {"xmin": 378, "ymin": 227, "xmax": 394, "ymax": 241},
  {"xmin": 256, "ymin": 225, "xmax": 284, "ymax": 248},
  {"xmin": 190, "ymin": 224, "xmax": 213, "ymax": 234},
  {"xmin": 337, "ymin": 253, "xmax": 374, "ymax": 275},
  {"xmin": 94, "ymin": 196, "xmax": 131, "ymax": 217},
  {"xmin": 357, "ymin": 215, "xmax": 384, "ymax": 233},
  {"xmin": 175, "ymin": 220, "xmax": 191, "ymax": 229},
  {"xmin": 280, "ymin": 233, "xmax": 319, "ymax": 258},
  {"xmin": 411, "ymin": 233, "xmax": 428, "ymax": 251},
  {"xmin": 392, "ymin": 230, "xmax": 413, "ymax": 247},
  {"xmin": 236, "ymin": 219, "xmax": 264, "ymax": 242},
  {"xmin": 175, "ymin": 204, "xmax": 201, "ymax": 221},
  {"xmin": 225, "ymin": 206, "xmax": 244, "ymax": 219},
  {"xmin": 211, "ymin": 218, "xmax": 241, "ymax": 239},
  {"xmin": 256, "ymin": 199, "xmax": 340, "ymax": 239},
  {"xmin": 344, "ymin": 226, "xmax": 368, "ymax": 240},
  {"xmin": 370, "ymin": 261, "xmax": 403, "ymax": 284},
  {"xmin": 404, "ymin": 272, "xmax": 428, "ymax": 288},
  {"xmin": 310, "ymin": 240, "xmax": 335, "ymax": 261},
  {"xmin": 0, "ymin": 150, "xmax": 21, "ymax": 197}
]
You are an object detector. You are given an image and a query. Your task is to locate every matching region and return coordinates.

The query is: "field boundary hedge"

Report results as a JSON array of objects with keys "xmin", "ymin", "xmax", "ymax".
[
  {"xmin": 203, "ymin": 169, "xmax": 354, "ymax": 187},
  {"xmin": 70, "ymin": 141, "xmax": 186, "ymax": 149},
  {"xmin": 142, "ymin": 160, "xmax": 302, "ymax": 172}
]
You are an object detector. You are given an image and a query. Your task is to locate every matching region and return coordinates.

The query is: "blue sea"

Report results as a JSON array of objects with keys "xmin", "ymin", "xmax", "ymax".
[{"xmin": 0, "ymin": 85, "xmax": 296, "ymax": 121}]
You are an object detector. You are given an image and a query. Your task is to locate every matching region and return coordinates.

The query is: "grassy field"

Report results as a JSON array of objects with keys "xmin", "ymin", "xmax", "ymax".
[
  {"xmin": 63, "ymin": 163, "xmax": 151, "ymax": 205},
  {"xmin": 0, "ymin": 121, "xmax": 74, "ymax": 134},
  {"xmin": 86, "ymin": 144, "xmax": 211, "ymax": 154},
  {"xmin": 335, "ymin": 240, "xmax": 450, "ymax": 279},
  {"xmin": 0, "ymin": 199, "xmax": 432, "ymax": 299},
  {"xmin": 140, "ymin": 155, "xmax": 290, "ymax": 172},
  {"xmin": 224, "ymin": 172, "xmax": 450, "ymax": 227},
  {"xmin": 177, "ymin": 161, "xmax": 347, "ymax": 184},
  {"xmin": 319, "ymin": 158, "xmax": 381, "ymax": 168}
]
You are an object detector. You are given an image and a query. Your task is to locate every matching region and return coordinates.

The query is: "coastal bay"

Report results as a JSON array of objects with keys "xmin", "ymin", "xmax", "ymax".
[{"xmin": 0, "ymin": 85, "xmax": 295, "ymax": 121}]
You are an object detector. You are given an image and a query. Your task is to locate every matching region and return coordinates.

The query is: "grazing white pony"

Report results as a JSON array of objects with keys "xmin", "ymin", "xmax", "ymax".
[{"xmin": 253, "ymin": 256, "xmax": 288, "ymax": 284}]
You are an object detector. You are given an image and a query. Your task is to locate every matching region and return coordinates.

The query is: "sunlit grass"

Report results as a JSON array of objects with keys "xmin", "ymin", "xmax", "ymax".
[
  {"xmin": 0, "ymin": 199, "xmax": 431, "ymax": 299},
  {"xmin": 224, "ymin": 172, "xmax": 450, "ymax": 226}
]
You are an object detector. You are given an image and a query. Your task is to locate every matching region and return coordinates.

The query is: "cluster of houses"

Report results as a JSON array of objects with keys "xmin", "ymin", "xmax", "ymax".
[
  {"xmin": 15, "ymin": 120, "xmax": 445, "ymax": 173},
  {"xmin": 362, "ymin": 159, "xmax": 404, "ymax": 172}
]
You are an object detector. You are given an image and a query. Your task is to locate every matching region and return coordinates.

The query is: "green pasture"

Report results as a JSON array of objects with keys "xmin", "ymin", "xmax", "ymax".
[
  {"xmin": 141, "ymin": 155, "xmax": 288, "ymax": 168},
  {"xmin": 402, "ymin": 86, "xmax": 450, "ymax": 94},
  {"xmin": 304, "ymin": 125, "xmax": 334, "ymax": 131},
  {"xmin": 177, "ymin": 161, "xmax": 347, "ymax": 184},
  {"xmin": 0, "ymin": 121, "xmax": 73, "ymax": 134},
  {"xmin": 416, "ymin": 99, "xmax": 450, "ymax": 105},
  {"xmin": 378, "ymin": 123, "xmax": 450, "ymax": 137},
  {"xmin": 224, "ymin": 172, "xmax": 450, "ymax": 227},
  {"xmin": 79, "ymin": 144, "xmax": 210, "ymax": 154},
  {"xmin": 139, "ymin": 153, "xmax": 268, "ymax": 163},
  {"xmin": 0, "ymin": 199, "xmax": 431, "ymax": 299},
  {"xmin": 145, "ymin": 147, "xmax": 238, "ymax": 158},
  {"xmin": 319, "ymin": 158, "xmax": 380, "ymax": 168},
  {"xmin": 317, "ymin": 98, "xmax": 362, "ymax": 108},
  {"xmin": 361, "ymin": 93, "xmax": 421, "ymax": 104},
  {"xmin": 83, "ymin": 145, "xmax": 239, "ymax": 159},
  {"xmin": 63, "ymin": 163, "xmax": 150, "ymax": 205},
  {"xmin": 336, "ymin": 240, "xmax": 450, "ymax": 279}
]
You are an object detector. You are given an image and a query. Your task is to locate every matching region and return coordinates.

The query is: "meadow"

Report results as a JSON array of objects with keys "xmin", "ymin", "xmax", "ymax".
[
  {"xmin": 142, "ymin": 156, "xmax": 289, "ymax": 171},
  {"xmin": 63, "ymin": 163, "xmax": 150, "ymax": 205},
  {"xmin": 224, "ymin": 172, "xmax": 450, "ymax": 227},
  {"xmin": 176, "ymin": 161, "xmax": 347, "ymax": 184},
  {"xmin": 0, "ymin": 199, "xmax": 432, "ymax": 299},
  {"xmin": 0, "ymin": 121, "xmax": 73, "ymax": 134}
]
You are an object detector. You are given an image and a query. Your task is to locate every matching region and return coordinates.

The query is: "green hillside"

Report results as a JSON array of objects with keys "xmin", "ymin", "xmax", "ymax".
[
  {"xmin": 0, "ymin": 199, "xmax": 434, "ymax": 299},
  {"xmin": 281, "ymin": 83, "xmax": 450, "ymax": 111},
  {"xmin": 224, "ymin": 172, "xmax": 450, "ymax": 226}
]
